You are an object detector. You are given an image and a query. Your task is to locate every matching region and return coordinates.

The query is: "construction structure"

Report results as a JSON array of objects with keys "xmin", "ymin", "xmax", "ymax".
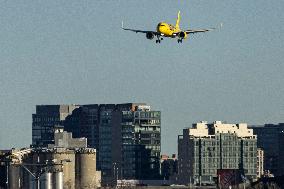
[{"xmin": 178, "ymin": 121, "xmax": 258, "ymax": 185}]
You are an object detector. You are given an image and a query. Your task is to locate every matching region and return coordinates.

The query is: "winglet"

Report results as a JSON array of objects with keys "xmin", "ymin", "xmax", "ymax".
[
  {"xmin": 210, "ymin": 23, "xmax": 223, "ymax": 31},
  {"xmin": 121, "ymin": 21, "xmax": 124, "ymax": 29},
  {"xmin": 219, "ymin": 22, "xmax": 223, "ymax": 30}
]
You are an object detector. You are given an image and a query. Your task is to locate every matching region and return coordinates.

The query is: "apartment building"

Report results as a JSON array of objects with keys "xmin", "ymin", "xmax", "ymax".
[{"xmin": 178, "ymin": 121, "xmax": 257, "ymax": 185}]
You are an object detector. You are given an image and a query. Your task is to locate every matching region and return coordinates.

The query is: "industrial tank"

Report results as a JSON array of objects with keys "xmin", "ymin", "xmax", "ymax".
[
  {"xmin": 26, "ymin": 148, "xmax": 75, "ymax": 189},
  {"xmin": 39, "ymin": 171, "xmax": 63, "ymax": 189},
  {"xmin": 55, "ymin": 171, "xmax": 63, "ymax": 189},
  {"xmin": 75, "ymin": 148, "xmax": 98, "ymax": 188},
  {"xmin": 40, "ymin": 172, "xmax": 52, "ymax": 189},
  {"xmin": 8, "ymin": 164, "xmax": 21, "ymax": 189},
  {"xmin": 52, "ymin": 149, "xmax": 75, "ymax": 189}
]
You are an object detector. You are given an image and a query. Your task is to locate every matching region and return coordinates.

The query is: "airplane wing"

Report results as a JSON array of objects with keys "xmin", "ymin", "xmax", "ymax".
[
  {"xmin": 185, "ymin": 23, "xmax": 222, "ymax": 34},
  {"xmin": 121, "ymin": 21, "xmax": 160, "ymax": 35},
  {"xmin": 185, "ymin": 28, "xmax": 215, "ymax": 34}
]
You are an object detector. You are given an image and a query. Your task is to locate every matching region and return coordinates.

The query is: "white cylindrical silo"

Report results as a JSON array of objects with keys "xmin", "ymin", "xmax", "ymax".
[{"xmin": 39, "ymin": 172, "xmax": 52, "ymax": 189}]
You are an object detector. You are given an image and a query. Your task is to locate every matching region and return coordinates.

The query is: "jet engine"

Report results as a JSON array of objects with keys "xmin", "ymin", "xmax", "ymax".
[
  {"xmin": 146, "ymin": 32, "xmax": 154, "ymax": 40},
  {"xmin": 178, "ymin": 31, "xmax": 187, "ymax": 39}
]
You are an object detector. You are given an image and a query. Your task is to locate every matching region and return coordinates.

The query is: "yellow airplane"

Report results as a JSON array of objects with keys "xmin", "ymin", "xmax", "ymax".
[{"xmin": 122, "ymin": 11, "xmax": 218, "ymax": 43}]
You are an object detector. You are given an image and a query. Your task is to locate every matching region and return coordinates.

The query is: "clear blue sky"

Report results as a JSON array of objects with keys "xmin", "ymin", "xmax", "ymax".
[{"xmin": 0, "ymin": 1, "xmax": 283, "ymax": 154}]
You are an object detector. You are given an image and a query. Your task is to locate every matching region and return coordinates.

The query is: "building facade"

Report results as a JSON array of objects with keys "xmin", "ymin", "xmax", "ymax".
[
  {"xmin": 32, "ymin": 105, "xmax": 78, "ymax": 147},
  {"xmin": 63, "ymin": 105, "xmax": 100, "ymax": 158},
  {"xmin": 248, "ymin": 123, "xmax": 284, "ymax": 176},
  {"xmin": 48, "ymin": 128, "xmax": 87, "ymax": 149},
  {"xmin": 35, "ymin": 103, "xmax": 161, "ymax": 185},
  {"xmin": 120, "ymin": 104, "xmax": 161, "ymax": 180},
  {"xmin": 160, "ymin": 154, "xmax": 178, "ymax": 181},
  {"xmin": 178, "ymin": 121, "xmax": 257, "ymax": 185},
  {"xmin": 96, "ymin": 103, "xmax": 161, "ymax": 183},
  {"xmin": 257, "ymin": 148, "xmax": 264, "ymax": 178}
]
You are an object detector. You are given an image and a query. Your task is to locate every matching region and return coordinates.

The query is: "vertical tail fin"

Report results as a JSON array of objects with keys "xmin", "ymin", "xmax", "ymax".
[{"xmin": 175, "ymin": 11, "xmax": 181, "ymax": 30}]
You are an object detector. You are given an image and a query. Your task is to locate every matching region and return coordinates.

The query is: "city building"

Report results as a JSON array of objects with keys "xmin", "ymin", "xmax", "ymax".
[
  {"xmin": 160, "ymin": 154, "xmax": 178, "ymax": 181},
  {"xmin": 64, "ymin": 104, "xmax": 100, "ymax": 149},
  {"xmin": 34, "ymin": 103, "xmax": 161, "ymax": 185},
  {"xmin": 97, "ymin": 103, "xmax": 116, "ymax": 183},
  {"xmin": 91, "ymin": 103, "xmax": 161, "ymax": 183},
  {"xmin": 119, "ymin": 104, "xmax": 161, "ymax": 180},
  {"xmin": 248, "ymin": 123, "xmax": 284, "ymax": 176},
  {"xmin": 32, "ymin": 105, "xmax": 78, "ymax": 147},
  {"xmin": 178, "ymin": 121, "xmax": 257, "ymax": 185}
]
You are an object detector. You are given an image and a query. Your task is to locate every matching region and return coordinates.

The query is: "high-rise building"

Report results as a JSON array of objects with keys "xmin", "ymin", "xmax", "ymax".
[
  {"xmin": 35, "ymin": 103, "xmax": 161, "ymax": 184},
  {"xmin": 118, "ymin": 104, "xmax": 161, "ymax": 180},
  {"xmin": 248, "ymin": 123, "xmax": 284, "ymax": 176},
  {"xmin": 95, "ymin": 103, "xmax": 161, "ymax": 183},
  {"xmin": 97, "ymin": 104, "xmax": 116, "ymax": 182},
  {"xmin": 64, "ymin": 105, "xmax": 99, "ymax": 149},
  {"xmin": 32, "ymin": 105, "xmax": 78, "ymax": 147},
  {"xmin": 178, "ymin": 121, "xmax": 257, "ymax": 185}
]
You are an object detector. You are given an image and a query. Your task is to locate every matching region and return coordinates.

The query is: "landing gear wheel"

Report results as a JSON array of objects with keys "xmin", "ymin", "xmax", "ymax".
[
  {"xmin": 177, "ymin": 39, "xmax": 183, "ymax": 43},
  {"xmin": 156, "ymin": 39, "xmax": 161, "ymax": 43}
]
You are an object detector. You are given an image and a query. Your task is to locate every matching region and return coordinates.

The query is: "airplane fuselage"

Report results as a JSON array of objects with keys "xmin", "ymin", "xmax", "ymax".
[{"xmin": 156, "ymin": 22, "xmax": 181, "ymax": 38}]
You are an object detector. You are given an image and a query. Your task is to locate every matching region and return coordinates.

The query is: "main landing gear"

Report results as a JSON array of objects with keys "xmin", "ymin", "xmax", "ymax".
[
  {"xmin": 156, "ymin": 37, "xmax": 163, "ymax": 43},
  {"xmin": 177, "ymin": 39, "xmax": 183, "ymax": 43}
]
